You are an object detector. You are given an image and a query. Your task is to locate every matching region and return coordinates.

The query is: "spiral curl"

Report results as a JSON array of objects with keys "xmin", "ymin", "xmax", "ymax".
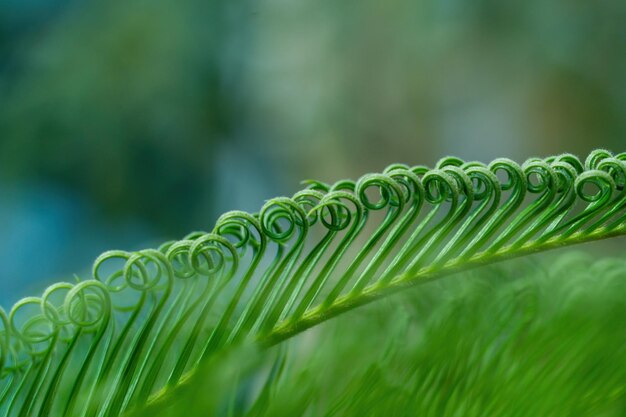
[
  {"xmin": 314, "ymin": 191, "xmax": 363, "ymax": 232},
  {"xmin": 214, "ymin": 211, "xmax": 265, "ymax": 253},
  {"xmin": 260, "ymin": 198, "xmax": 308, "ymax": 244},
  {"xmin": 574, "ymin": 170, "xmax": 615, "ymax": 204},
  {"xmin": 64, "ymin": 281, "xmax": 111, "ymax": 331},
  {"xmin": 166, "ymin": 241, "xmax": 200, "ymax": 280},
  {"xmin": 585, "ymin": 149, "xmax": 613, "ymax": 170},
  {"xmin": 523, "ymin": 160, "xmax": 557, "ymax": 195},
  {"xmin": 293, "ymin": 190, "xmax": 326, "ymax": 227},
  {"xmin": 465, "ymin": 166, "xmax": 499, "ymax": 202},
  {"xmin": 41, "ymin": 283, "xmax": 75, "ymax": 328},
  {"xmin": 422, "ymin": 170, "xmax": 459, "ymax": 205},
  {"xmin": 356, "ymin": 174, "xmax": 405, "ymax": 210},
  {"xmin": 9, "ymin": 297, "xmax": 57, "ymax": 355},
  {"xmin": 385, "ymin": 167, "xmax": 424, "ymax": 208},
  {"xmin": 189, "ymin": 234, "xmax": 238, "ymax": 278},
  {"xmin": 549, "ymin": 161, "xmax": 578, "ymax": 195}
]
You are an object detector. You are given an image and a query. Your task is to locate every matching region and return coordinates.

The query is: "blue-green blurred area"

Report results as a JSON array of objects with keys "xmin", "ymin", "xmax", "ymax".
[{"xmin": 0, "ymin": 0, "xmax": 624, "ymax": 303}]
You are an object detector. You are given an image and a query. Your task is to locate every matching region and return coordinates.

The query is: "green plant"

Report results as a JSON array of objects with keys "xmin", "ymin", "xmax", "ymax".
[{"xmin": 1, "ymin": 149, "xmax": 626, "ymax": 416}]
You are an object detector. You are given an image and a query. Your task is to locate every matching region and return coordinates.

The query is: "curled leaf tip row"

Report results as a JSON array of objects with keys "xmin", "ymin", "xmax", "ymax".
[{"xmin": 2, "ymin": 149, "xmax": 626, "ymax": 416}]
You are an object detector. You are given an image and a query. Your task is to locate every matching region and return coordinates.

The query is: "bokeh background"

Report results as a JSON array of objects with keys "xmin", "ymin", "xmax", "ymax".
[{"xmin": 1, "ymin": 0, "xmax": 624, "ymax": 304}]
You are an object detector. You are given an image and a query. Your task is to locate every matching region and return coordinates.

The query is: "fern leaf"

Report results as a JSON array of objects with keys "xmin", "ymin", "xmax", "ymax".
[
  {"xmin": 1, "ymin": 149, "xmax": 625, "ymax": 416},
  {"xmin": 130, "ymin": 252, "xmax": 626, "ymax": 417}
]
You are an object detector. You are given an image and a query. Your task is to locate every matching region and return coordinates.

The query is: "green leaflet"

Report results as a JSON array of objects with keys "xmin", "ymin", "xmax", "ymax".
[{"xmin": 1, "ymin": 149, "xmax": 626, "ymax": 416}]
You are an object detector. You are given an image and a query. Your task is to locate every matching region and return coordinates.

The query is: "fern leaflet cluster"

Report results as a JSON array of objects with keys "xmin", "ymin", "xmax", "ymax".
[{"xmin": 1, "ymin": 149, "xmax": 625, "ymax": 416}]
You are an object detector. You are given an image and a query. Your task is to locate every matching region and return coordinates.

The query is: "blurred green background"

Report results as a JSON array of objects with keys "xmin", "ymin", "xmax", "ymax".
[{"xmin": 0, "ymin": 0, "xmax": 624, "ymax": 303}]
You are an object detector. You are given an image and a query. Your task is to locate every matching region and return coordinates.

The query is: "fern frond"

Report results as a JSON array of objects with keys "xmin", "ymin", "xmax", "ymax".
[
  {"xmin": 1, "ymin": 149, "xmax": 625, "ymax": 416},
  {"xmin": 130, "ymin": 252, "xmax": 626, "ymax": 417},
  {"xmin": 143, "ymin": 252, "xmax": 626, "ymax": 417}
]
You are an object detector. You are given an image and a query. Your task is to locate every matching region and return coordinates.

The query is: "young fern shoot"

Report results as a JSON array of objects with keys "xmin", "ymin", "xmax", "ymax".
[{"xmin": 0, "ymin": 149, "xmax": 625, "ymax": 416}]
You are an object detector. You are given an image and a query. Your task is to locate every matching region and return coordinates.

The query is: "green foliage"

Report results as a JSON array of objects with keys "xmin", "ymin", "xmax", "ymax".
[
  {"xmin": 1, "ymin": 149, "xmax": 626, "ymax": 416},
  {"xmin": 134, "ymin": 253, "xmax": 626, "ymax": 416}
]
